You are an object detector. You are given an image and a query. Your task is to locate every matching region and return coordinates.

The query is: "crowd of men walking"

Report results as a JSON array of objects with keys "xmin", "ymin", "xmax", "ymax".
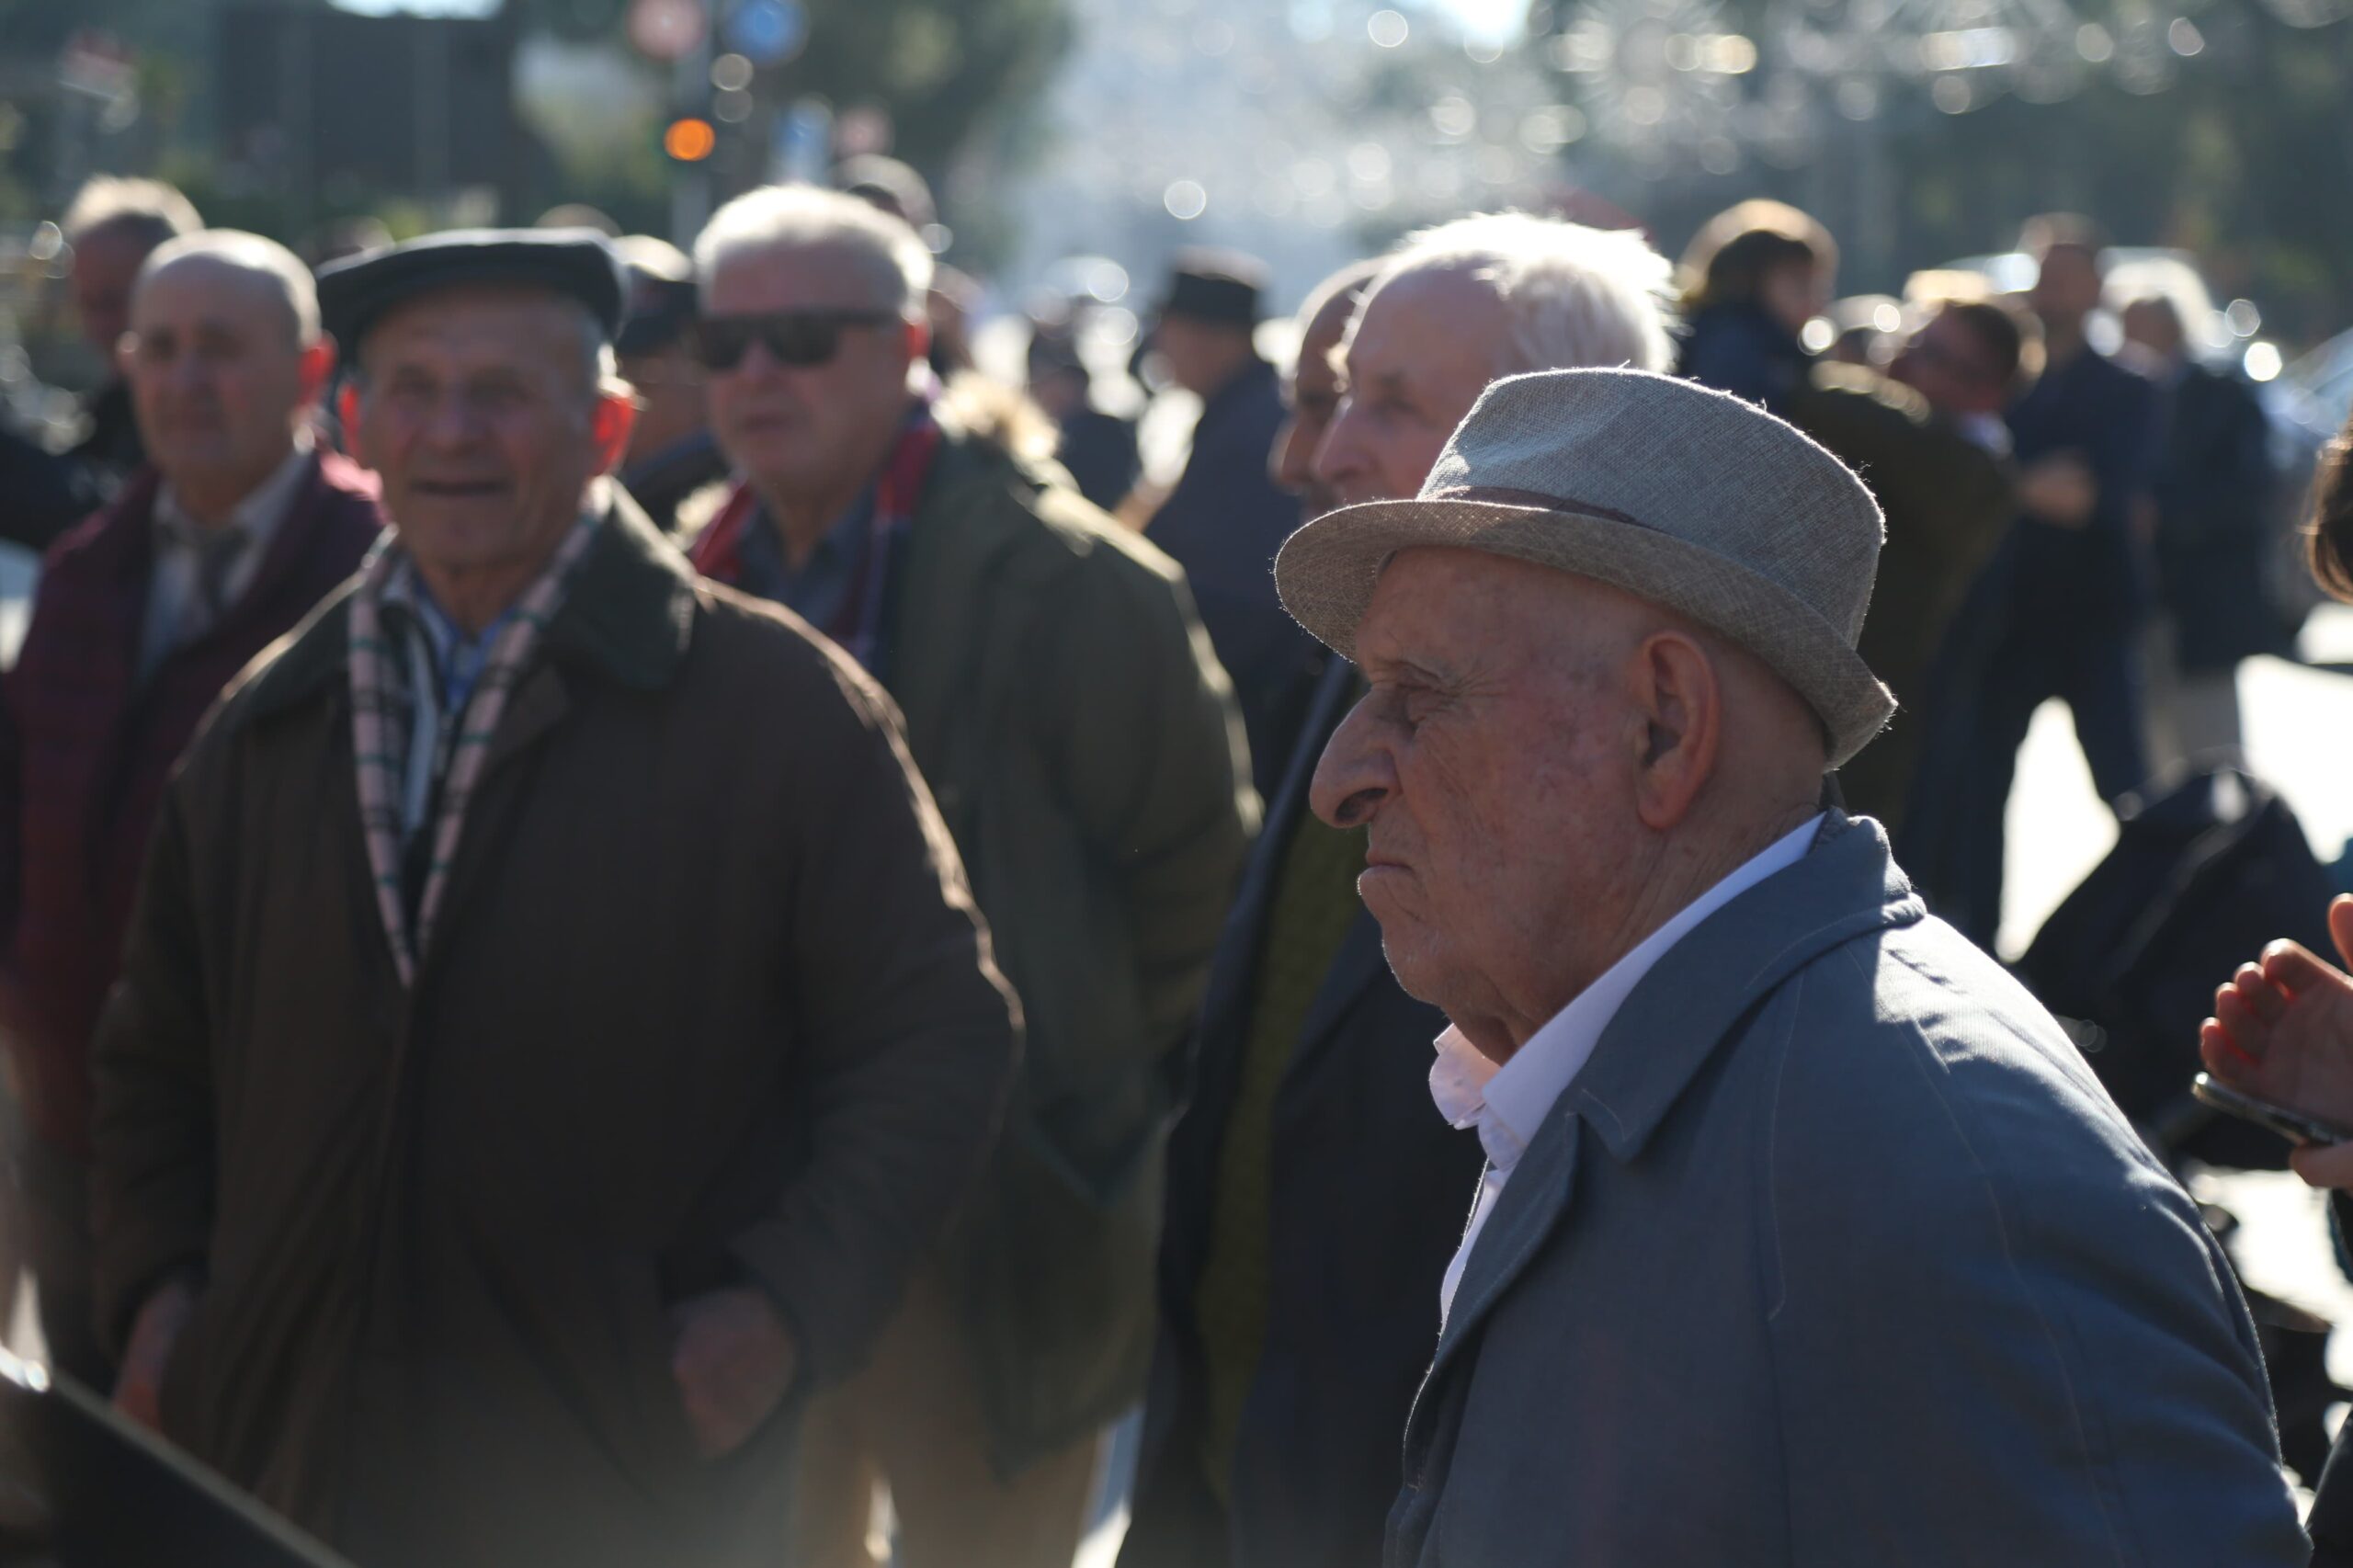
[{"xmin": 0, "ymin": 161, "xmax": 2349, "ymax": 1568}]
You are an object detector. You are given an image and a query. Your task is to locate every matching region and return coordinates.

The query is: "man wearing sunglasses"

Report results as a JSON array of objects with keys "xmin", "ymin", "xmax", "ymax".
[{"xmin": 686, "ymin": 185, "xmax": 1253, "ymax": 1568}]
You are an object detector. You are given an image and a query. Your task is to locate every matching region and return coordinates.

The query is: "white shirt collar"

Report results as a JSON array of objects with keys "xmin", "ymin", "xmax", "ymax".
[
  {"xmin": 153, "ymin": 429, "xmax": 315, "ymax": 560},
  {"xmin": 1429, "ymin": 813, "xmax": 1825, "ymax": 1176}
]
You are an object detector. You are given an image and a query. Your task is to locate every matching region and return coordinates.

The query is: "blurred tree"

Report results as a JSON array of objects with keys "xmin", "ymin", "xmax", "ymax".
[
  {"xmin": 497, "ymin": 0, "xmax": 1071, "ymax": 176},
  {"xmin": 1528, "ymin": 0, "xmax": 2353, "ymax": 344}
]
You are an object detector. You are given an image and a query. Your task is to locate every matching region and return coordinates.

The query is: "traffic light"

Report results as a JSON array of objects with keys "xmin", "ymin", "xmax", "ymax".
[{"xmin": 663, "ymin": 116, "xmax": 717, "ymax": 163}]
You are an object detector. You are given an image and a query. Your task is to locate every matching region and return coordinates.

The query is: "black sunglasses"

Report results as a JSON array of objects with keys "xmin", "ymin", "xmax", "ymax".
[{"xmin": 689, "ymin": 309, "xmax": 900, "ymax": 371}]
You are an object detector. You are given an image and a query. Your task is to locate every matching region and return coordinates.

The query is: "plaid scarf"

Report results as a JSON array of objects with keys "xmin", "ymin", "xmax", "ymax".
[
  {"xmin": 347, "ymin": 516, "xmax": 598, "ymax": 986},
  {"xmin": 687, "ymin": 400, "xmax": 940, "ymax": 675}
]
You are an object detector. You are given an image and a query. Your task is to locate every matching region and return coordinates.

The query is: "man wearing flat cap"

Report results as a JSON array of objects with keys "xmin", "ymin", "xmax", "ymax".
[
  {"xmin": 88, "ymin": 227, "xmax": 1017, "ymax": 1568},
  {"xmin": 1146, "ymin": 248, "xmax": 1320, "ymax": 799},
  {"xmin": 612, "ymin": 234, "xmax": 731, "ymax": 534},
  {"xmin": 1277, "ymin": 368, "xmax": 2305, "ymax": 1564}
]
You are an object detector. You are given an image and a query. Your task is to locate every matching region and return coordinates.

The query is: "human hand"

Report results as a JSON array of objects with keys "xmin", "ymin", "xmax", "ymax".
[
  {"xmin": 112, "ymin": 1276, "xmax": 198, "ymax": 1431},
  {"xmin": 668, "ymin": 1287, "xmax": 799, "ymax": 1460},
  {"xmin": 2018, "ymin": 452, "xmax": 2097, "ymax": 528},
  {"xmin": 2200, "ymin": 895, "xmax": 2353, "ymax": 1187}
]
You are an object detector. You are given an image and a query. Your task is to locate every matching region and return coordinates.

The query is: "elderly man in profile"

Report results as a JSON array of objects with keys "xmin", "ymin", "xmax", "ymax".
[
  {"xmin": 1121, "ymin": 217, "xmax": 1677, "ymax": 1568},
  {"xmin": 88, "ymin": 228, "xmax": 1017, "ymax": 1568},
  {"xmin": 685, "ymin": 185, "xmax": 1249, "ymax": 1568},
  {"xmin": 0, "ymin": 230, "xmax": 381, "ymax": 1391},
  {"xmin": 1277, "ymin": 367, "xmax": 2306, "ymax": 1565}
]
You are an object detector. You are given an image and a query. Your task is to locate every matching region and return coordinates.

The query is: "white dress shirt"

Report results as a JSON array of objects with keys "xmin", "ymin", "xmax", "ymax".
[
  {"xmin": 141, "ymin": 434, "xmax": 315, "ymax": 675},
  {"xmin": 1428, "ymin": 813, "xmax": 1825, "ymax": 1325}
]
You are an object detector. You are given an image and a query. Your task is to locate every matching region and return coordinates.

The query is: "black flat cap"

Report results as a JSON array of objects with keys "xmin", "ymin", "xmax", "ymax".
[
  {"xmin": 317, "ymin": 227, "xmax": 628, "ymax": 350},
  {"xmin": 1158, "ymin": 246, "xmax": 1268, "ymax": 327},
  {"xmin": 613, "ymin": 234, "xmax": 698, "ymax": 356}
]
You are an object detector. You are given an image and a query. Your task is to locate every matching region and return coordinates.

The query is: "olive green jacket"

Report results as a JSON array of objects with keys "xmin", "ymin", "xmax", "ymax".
[{"xmin": 877, "ymin": 414, "xmax": 1256, "ymax": 1471}]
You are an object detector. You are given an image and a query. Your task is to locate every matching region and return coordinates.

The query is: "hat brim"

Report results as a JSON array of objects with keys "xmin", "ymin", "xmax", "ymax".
[{"xmin": 1274, "ymin": 496, "xmax": 1895, "ymax": 768}]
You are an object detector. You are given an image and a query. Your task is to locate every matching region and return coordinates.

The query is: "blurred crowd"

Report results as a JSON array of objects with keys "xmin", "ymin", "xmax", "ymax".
[{"xmin": 0, "ymin": 155, "xmax": 2350, "ymax": 1568}]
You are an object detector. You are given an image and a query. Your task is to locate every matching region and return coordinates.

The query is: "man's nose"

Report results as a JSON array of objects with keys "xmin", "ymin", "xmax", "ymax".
[
  {"xmin": 1308, "ymin": 691, "xmax": 1392, "ymax": 830},
  {"xmin": 1310, "ymin": 399, "xmax": 1362, "ymax": 492}
]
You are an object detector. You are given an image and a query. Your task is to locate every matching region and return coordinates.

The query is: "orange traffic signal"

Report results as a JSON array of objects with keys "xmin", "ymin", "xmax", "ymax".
[{"xmin": 664, "ymin": 117, "xmax": 717, "ymax": 162}]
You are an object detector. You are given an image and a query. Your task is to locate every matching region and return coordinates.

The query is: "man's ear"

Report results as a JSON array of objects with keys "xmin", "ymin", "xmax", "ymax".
[
  {"xmin": 337, "ymin": 382, "xmax": 364, "ymax": 456},
  {"xmin": 1630, "ymin": 631, "xmax": 1723, "ymax": 833},
  {"xmin": 299, "ymin": 337, "xmax": 338, "ymax": 403},
  {"xmin": 589, "ymin": 389, "xmax": 638, "ymax": 475},
  {"xmin": 904, "ymin": 317, "xmax": 931, "ymax": 367}
]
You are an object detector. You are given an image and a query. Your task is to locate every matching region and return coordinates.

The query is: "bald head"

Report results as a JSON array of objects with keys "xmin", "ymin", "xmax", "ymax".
[
  {"xmin": 138, "ymin": 231, "xmax": 321, "ymax": 348},
  {"xmin": 123, "ymin": 230, "xmax": 334, "ymax": 521},
  {"xmin": 1312, "ymin": 214, "xmax": 1676, "ymax": 508}
]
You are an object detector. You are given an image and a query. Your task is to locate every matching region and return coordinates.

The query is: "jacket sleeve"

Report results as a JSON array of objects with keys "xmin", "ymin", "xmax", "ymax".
[
  {"xmin": 1763, "ymin": 956, "xmax": 2308, "ymax": 1565},
  {"xmin": 1034, "ymin": 531, "xmax": 1256, "ymax": 1193},
  {"xmin": 727, "ymin": 651, "xmax": 1019, "ymax": 1391},
  {"xmin": 88, "ymin": 786, "xmax": 217, "ymax": 1356},
  {"xmin": 2161, "ymin": 374, "xmax": 2276, "ymax": 547}
]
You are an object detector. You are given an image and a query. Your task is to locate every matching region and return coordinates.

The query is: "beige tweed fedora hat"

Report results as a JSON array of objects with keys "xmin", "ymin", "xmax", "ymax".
[{"xmin": 1274, "ymin": 367, "xmax": 1895, "ymax": 768}]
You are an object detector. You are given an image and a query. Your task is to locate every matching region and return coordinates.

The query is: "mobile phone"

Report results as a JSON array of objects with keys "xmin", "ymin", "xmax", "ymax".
[{"xmin": 2190, "ymin": 1073, "xmax": 2353, "ymax": 1147}]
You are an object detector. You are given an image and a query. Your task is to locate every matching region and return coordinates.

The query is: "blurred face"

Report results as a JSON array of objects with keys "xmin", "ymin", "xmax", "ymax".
[
  {"xmin": 350, "ymin": 287, "xmax": 618, "ymax": 577},
  {"xmin": 1310, "ymin": 549, "xmax": 1654, "ymax": 1037},
  {"xmin": 2120, "ymin": 299, "xmax": 2185, "ymax": 361},
  {"xmin": 1889, "ymin": 308, "xmax": 2010, "ymax": 418},
  {"xmin": 617, "ymin": 340, "xmax": 707, "ymax": 466},
  {"xmin": 73, "ymin": 223, "xmax": 157, "ymax": 358},
  {"xmin": 1759, "ymin": 258, "xmax": 1828, "ymax": 338},
  {"xmin": 1314, "ymin": 267, "xmax": 1512, "ymax": 506},
  {"xmin": 122, "ymin": 256, "xmax": 321, "ymax": 506},
  {"xmin": 2029, "ymin": 244, "xmax": 2103, "ymax": 330},
  {"xmin": 1270, "ymin": 286, "xmax": 1359, "ymax": 516},
  {"xmin": 1155, "ymin": 314, "xmax": 1248, "ymax": 398},
  {"xmin": 700, "ymin": 242, "xmax": 920, "ymax": 509}
]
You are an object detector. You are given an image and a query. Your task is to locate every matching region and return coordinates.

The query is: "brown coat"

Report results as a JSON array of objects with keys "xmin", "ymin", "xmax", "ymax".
[{"xmin": 89, "ymin": 495, "xmax": 1018, "ymax": 1568}]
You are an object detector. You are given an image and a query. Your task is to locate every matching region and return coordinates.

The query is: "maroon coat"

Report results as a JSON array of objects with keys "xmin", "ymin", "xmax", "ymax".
[{"xmin": 0, "ymin": 450, "xmax": 383, "ymax": 1153}]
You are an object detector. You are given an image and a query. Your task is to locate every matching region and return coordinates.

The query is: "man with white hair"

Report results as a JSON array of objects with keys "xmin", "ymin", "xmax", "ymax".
[
  {"xmin": 59, "ymin": 175, "xmax": 204, "ymax": 492},
  {"xmin": 685, "ymin": 185, "xmax": 1251, "ymax": 1568},
  {"xmin": 0, "ymin": 230, "xmax": 381, "ymax": 1390},
  {"xmin": 88, "ymin": 227, "xmax": 1017, "ymax": 1568},
  {"xmin": 1279, "ymin": 367, "xmax": 2302, "ymax": 1563},
  {"xmin": 1120, "ymin": 214, "xmax": 1676, "ymax": 1568}
]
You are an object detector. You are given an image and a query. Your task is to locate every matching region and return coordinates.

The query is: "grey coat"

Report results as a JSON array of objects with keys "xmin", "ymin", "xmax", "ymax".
[{"xmin": 1388, "ymin": 813, "xmax": 2305, "ymax": 1567}]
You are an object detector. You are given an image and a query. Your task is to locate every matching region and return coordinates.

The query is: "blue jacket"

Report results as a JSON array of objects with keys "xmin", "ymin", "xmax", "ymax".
[
  {"xmin": 1388, "ymin": 814, "xmax": 2304, "ymax": 1566},
  {"xmin": 1148, "ymin": 358, "xmax": 1319, "ymax": 798},
  {"xmin": 2005, "ymin": 344, "xmax": 2162, "ymax": 631}
]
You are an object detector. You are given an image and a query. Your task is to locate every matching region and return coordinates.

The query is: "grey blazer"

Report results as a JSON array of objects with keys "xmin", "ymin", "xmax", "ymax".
[{"xmin": 1388, "ymin": 813, "xmax": 2306, "ymax": 1566}]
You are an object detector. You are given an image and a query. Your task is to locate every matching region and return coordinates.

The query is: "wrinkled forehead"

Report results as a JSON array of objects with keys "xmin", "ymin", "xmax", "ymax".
[
  {"xmin": 360, "ymin": 283, "xmax": 585, "ymax": 375},
  {"xmin": 1356, "ymin": 546, "xmax": 1649, "ymax": 667},
  {"xmin": 131, "ymin": 255, "xmax": 294, "ymax": 331},
  {"xmin": 703, "ymin": 239, "xmax": 899, "ymax": 313}
]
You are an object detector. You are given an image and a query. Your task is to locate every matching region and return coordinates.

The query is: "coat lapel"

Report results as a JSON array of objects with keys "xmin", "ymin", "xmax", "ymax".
[{"xmin": 1401, "ymin": 817, "xmax": 1925, "ymax": 1469}]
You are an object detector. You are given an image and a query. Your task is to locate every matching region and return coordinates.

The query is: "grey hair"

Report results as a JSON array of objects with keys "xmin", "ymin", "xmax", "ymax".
[
  {"xmin": 62, "ymin": 175, "xmax": 202, "ymax": 250},
  {"xmin": 136, "ymin": 230, "xmax": 322, "ymax": 346},
  {"xmin": 1363, "ymin": 211, "xmax": 1679, "ymax": 377},
  {"xmin": 693, "ymin": 183, "xmax": 933, "ymax": 319}
]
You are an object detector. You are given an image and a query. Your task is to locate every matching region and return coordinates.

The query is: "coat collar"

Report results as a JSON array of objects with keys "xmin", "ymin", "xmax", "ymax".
[
  {"xmin": 1566, "ymin": 812, "xmax": 1922, "ymax": 1163},
  {"xmin": 882, "ymin": 419, "xmax": 1056, "ymax": 764},
  {"xmin": 242, "ymin": 485, "xmax": 695, "ymax": 722},
  {"xmin": 1417, "ymin": 814, "xmax": 1923, "ymax": 1390}
]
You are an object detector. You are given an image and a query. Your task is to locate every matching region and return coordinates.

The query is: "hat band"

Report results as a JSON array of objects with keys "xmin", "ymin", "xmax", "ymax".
[{"xmin": 1426, "ymin": 484, "xmax": 1656, "ymax": 534}]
